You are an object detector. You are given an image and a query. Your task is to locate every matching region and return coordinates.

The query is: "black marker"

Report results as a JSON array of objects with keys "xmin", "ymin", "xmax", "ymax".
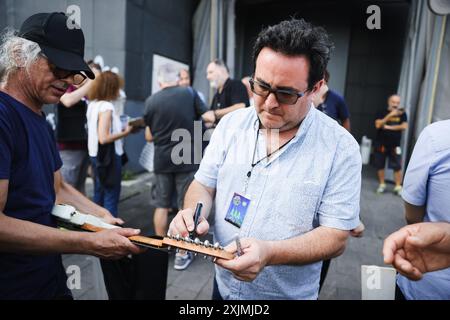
[{"xmin": 190, "ymin": 202, "xmax": 203, "ymax": 240}]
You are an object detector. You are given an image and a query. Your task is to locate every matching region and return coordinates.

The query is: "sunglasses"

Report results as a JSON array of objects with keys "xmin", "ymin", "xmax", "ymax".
[
  {"xmin": 40, "ymin": 53, "xmax": 87, "ymax": 85},
  {"xmin": 249, "ymin": 78, "xmax": 308, "ymax": 105}
]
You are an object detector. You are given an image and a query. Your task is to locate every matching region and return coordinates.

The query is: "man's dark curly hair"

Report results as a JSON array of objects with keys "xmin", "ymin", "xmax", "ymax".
[{"xmin": 252, "ymin": 19, "xmax": 334, "ymax": 91}]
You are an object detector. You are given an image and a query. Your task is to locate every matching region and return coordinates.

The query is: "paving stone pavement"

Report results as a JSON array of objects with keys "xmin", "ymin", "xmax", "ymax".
[{"xmin": 62, "ymin": 166, "xmax": 405, "ymax": 300}]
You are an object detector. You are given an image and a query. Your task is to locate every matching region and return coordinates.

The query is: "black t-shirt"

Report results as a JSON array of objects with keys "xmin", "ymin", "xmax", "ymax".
[
  {"xmin": 210, "ymin": 78, "xmax": 249, "ymax": 111},
  {"xmin": 375, "ymin": 109, "xmax": 408, "ymax": 147},
  {"xmin": 55, "ymin": 99, "xmax": 88, "ymax": 142},
  {"xmin": 0, "ymin": 91, "xmax": 69, "ymax": 299},
  {"xmin": 144, "ymin": 86, "xmax": 207, "ymax": 173}
]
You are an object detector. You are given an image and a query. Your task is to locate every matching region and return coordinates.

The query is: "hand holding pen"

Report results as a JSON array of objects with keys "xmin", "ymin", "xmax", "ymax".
[
  {"xmin": 167, "ymin": 202, "xmax": 210, "ymax": 239},
  {"xmin": 189, "ymin": 202, "xmax": 203, "ymax": 240}
]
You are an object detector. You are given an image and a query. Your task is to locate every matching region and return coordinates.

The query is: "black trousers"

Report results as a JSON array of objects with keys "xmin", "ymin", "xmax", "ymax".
[
  {"xmin": 319, "ymin": 259, "xmax": 331, "ymax": 292},
  {"xmin": 100, "ymin": 249, "xmax": 168, "ymax": 300},
  {"xmin": 212, "ymin": 277, "xmax": 223, "ymax": 300},
  {"xmin": 395, "ymin": 283, "xmax": 407, "ymax": 300}
]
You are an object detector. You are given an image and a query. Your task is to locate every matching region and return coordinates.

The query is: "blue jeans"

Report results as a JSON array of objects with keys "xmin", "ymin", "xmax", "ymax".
[{"xmin": 90, "ymin": 154, "xmax": 122, "ymax": 217}]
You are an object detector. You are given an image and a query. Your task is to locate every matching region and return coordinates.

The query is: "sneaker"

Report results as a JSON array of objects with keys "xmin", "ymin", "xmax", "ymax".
[
  {"xmin": 174, "ymin": 252, "xmax": 194, "ymax": 270},
  {"xmin": 393, "ymin": 185, "xmax": 402, "ymax": 196},
  {"xmin": 376, "ymin": 183, "xmax": 386, "ymax": 194}
]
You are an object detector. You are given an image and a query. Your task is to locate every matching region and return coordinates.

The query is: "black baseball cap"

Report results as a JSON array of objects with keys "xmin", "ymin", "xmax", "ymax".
[{"xmin": 19, "ymin": 12, "xmax": 95, "ymax": 79}]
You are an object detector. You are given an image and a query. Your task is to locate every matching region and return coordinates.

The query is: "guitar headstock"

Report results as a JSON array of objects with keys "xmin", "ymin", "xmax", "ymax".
[
  {"xmin": 124, "ymin": 233, "xmax": 235, "ymax": 260},
  {"xmin": 163, "ymin": 235, "xmax": 235, "ymax": 260}
]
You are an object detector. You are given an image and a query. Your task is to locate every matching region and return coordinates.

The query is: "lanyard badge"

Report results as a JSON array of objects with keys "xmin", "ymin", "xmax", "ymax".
[{"xmin": 224, "ymin": 193, "xmax": 251, "ymax": 228}]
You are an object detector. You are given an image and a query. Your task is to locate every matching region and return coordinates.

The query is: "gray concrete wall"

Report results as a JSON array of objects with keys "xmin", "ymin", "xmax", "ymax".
[
  {"xmin": 0, "ymin": 1, "xmax": 6, "ymax": 30},
  {"xmin": 123, "ymin": 0, "xmax": 198, "ymax": 173},
  {"xmin": 235, "ymin": 0, "xmax": 351, "ymax": 97},
  {"xmin": 124, "ymin": 0, "xmax": 197, "ymax": 101},
  {"xmin": 344, "ymin": 2, "xmax": 410, "ymax": 144}
]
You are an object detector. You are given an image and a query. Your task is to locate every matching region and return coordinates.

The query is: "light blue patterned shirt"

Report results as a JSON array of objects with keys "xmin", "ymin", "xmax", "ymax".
[{"xmin": 195, "ymin": 105, "xmax": 361, "ymax": 299}]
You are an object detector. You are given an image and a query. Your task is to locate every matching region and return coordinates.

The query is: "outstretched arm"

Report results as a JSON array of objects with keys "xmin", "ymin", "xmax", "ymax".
[{"xmin": 0, "ymin": 179, "xmax": 142, "ymax": 258}]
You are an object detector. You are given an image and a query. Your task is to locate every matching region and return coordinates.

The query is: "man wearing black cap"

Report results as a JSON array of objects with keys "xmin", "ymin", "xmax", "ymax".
[{"xmin": 0, "ymin": 12, "xmax": 143, "ymax": 300}]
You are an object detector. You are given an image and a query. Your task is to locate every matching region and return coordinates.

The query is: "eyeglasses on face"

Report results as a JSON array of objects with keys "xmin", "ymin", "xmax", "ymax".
[
  {"xmin": 249, "ymin": 78, "xmax": 308, "ymax": 105},
  {"xmin": 39, "ymin": 53, "xmax": 87, "ymax": 85}
]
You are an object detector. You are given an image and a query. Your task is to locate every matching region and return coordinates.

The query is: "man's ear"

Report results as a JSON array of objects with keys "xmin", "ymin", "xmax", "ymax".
[{"xmin": 311, "ymin": 79, "xmax": 325, "ymax": 95}]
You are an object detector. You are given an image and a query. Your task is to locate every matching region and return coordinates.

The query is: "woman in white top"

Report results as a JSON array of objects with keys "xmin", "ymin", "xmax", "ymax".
[{"xmin": 87, "ymin": 71, "xmax": 133, "ymax": 217}]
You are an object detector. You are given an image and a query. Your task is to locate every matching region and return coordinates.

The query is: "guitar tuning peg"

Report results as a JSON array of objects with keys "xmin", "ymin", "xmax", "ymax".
[
  {"xmin": 175, "ymin": 234, "xmax": 180, "ymax": 241},
  {"xmin": 175, "ymin": 248, "xmax": 180, "ymax": 253},
  {"xmin": 194, "ymin": 252, "xmax": 198, "ymax": 257},
  {"xmin": 213, "ymin": 257, "xmax": 217, "ymax": 263},
  {"xmin": 204, "ymin": 240, "xmax": 210, "ymax": 247},
  {"xmin": 167, "ymin": 246, "xmax": 172, "ymax": 251},
  {"xmin": 214, "ymin": 242, "xmax": 220, "ymax": 249},
  {"xmin": 194, "ymin": 238, "xmax": 201, "ymax": 245},
  {"xmin": 203, "ymin": 255, "xmax": 208, "ymax": 260},
  {"xmin": 167, "ymin": 231, "xmax": 172, "ymax": 238},
  {"xmin": 184, "ymin": 236, "xmax": 191, "ymax": 242},
  {"xmin": 219, "ymin": 246, "xmax": 224, "ymax": 250}
]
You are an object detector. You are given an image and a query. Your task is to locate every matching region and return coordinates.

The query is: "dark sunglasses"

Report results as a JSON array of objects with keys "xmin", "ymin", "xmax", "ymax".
[
  {"xmin": 40, "ymin": 53, "xmax": 87, "ymax": 85},
  {"xmin": 249, "ymin": 78, "xmax": 308, "ymax": 105}
]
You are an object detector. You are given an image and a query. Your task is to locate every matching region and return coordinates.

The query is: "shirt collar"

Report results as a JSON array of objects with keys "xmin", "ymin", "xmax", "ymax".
[
  {"xmin": 248, "ymin": 103, "xmax": 316, "ymax": 166},
  {"xmin": 250, "ymin": 103, "xmax": 316, "ymax": 141}
]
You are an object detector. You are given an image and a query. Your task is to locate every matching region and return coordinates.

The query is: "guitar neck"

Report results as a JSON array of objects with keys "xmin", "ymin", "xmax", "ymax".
[
  {"xmin": 80, "ymin": 223, "xmax": 234, "ymax": 260},
  {"xmin": 81, "ymin": 223, "xmax": 164, "ymax": 247}
]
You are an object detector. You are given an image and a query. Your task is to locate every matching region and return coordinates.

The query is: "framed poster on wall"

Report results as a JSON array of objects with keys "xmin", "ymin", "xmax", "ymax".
[{"xmin": 152, "ymin": 54, "xmax": 189, "ymax": 94}]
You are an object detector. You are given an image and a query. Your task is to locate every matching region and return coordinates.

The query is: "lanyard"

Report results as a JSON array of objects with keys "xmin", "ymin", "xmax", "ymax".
[{"xmin": 243, "ymin": 124, "xmax": 295, "ymax": 194}]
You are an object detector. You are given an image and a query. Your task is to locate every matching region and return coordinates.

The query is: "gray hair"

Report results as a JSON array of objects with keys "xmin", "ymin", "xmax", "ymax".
[
  {"xmin": 157, "ymin": 63, "xmax": 179, "ymax": 84},
  {"xmin": 210, "ymin": 58, "xmax": 229, "ymax": 73},
  {"xmin": 0, "ymin": 28, "xmax": 42, "ymax": 85}
]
